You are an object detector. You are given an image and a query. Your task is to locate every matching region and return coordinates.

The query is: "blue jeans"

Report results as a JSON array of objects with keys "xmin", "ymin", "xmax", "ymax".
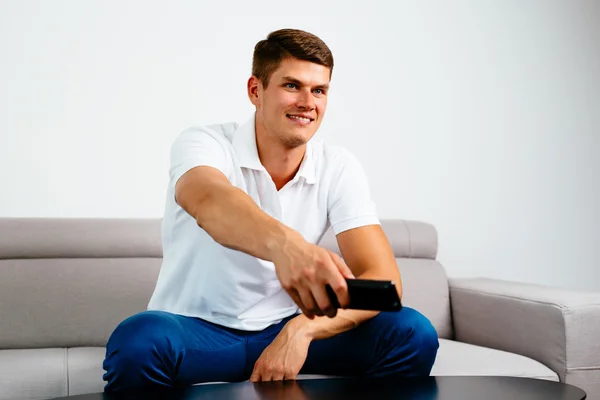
[{"xmin": 102, "ymin": 307, "xmax": 439, "ymax": 392}]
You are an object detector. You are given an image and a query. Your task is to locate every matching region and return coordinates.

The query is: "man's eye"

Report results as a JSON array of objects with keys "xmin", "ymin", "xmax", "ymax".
[
  {"xmin": 314, "ymin": 89, "xmax": 323, "ymax": 95},
  {"xmin": 285, "ymin": 83, "xmax": 298, "ymax": 89}
]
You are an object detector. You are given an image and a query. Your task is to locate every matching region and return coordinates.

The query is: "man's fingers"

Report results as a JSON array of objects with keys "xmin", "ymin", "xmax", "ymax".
[
  {"xmin": 309, "ymin": 283, "xmax": 336, "ymax": 318},
  {"xmin": 326, "ymin": 253, "xmax": 351, "ymax": 309},
  {"xmin": 250, "ymin": 367, "xmax": 260, "ymax": 383},
  {"xmin": 297, "ymin": 287, "xmax": 319, "ymax": 318},
  {"xmin": 272, "ymin": 370, "xmax": 285, "ymax": 381},
  {"xmin": 284, "ymin": 370, "xmax": 297, "ymax": 380},
  {"xmin": 287, "ymin": 288, "xmax": 314, "ymax": 319},
  {"xmin": 261, "ymin": 372, "xmax": 272, "ymax": 382},
  {"xmin": 330, "ymin": 279, "xmax": 350, "ymax": 310},
  {"xmin": 330, "ymin": 251, "xmax": 355, "ymax": 279}
]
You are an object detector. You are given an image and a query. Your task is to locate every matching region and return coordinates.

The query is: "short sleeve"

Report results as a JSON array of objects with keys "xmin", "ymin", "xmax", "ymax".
[
  {"xmin": 327, "ymin": 149, "xmax": 380, "ymax": 234},
  {"xmin": 169, "ymin": 127, "xmax": 232, "ymax": 188}
]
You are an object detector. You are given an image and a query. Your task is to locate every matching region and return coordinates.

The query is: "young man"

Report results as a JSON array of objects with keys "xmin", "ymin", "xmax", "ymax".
[{"xmin": 102, "ymin": 29, "xmax": 439, "ymax": 391}]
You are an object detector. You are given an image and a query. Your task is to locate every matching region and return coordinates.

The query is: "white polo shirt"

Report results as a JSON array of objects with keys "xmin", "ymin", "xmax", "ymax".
[{"xmin": 147, "ymin": 113, "xmax": 380, "ymax": 330}]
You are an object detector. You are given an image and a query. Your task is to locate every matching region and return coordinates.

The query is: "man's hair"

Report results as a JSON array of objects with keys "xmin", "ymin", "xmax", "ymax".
[{"xmin": 252, "ymin": 29, "xmax": 334, "ymax": 88}]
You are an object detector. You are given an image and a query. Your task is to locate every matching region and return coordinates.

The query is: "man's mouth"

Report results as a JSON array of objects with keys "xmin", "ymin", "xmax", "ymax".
[{"xmin": 286, "ymin": 114, "xmax": 314, "ymax": 124}]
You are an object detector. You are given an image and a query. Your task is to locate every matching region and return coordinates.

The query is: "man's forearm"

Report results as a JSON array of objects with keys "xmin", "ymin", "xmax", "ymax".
[
  {"xmin": 289, "ymin": 309, "xmax": 379, "ymax": 341},
  {"xmin": 193, "ymin": 183, "xmax": 299, "ymax": 262}
]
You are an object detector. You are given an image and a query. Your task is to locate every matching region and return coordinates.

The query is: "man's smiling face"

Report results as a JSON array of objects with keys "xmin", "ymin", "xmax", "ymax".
[{"xmin": 252, "ymin": 57, "xmax": 330, "ymax": 149}]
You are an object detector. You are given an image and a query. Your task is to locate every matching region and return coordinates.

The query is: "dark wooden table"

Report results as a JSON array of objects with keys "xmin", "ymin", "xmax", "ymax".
[{"xmin": 50, "ymin": 376, "xmax": 587, "ymax": 400}]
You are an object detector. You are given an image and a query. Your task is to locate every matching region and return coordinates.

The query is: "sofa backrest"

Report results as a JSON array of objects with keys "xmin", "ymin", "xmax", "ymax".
[{"xmin": 0, "ymin": 218, "xmax": 452, "ymax": 349}]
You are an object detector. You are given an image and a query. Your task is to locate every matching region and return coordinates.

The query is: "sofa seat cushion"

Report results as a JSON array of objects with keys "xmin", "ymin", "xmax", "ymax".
[
  {"xmin": 0, "ymin": 348, "xmax": 67, "ymax": 400},
  {"xmin": 3, "ymin": 341, "xmax": 560, "ymax": 399},
  {"xmin": 431, "ymin": 339, "xmax": 559, "ymax": 381}
]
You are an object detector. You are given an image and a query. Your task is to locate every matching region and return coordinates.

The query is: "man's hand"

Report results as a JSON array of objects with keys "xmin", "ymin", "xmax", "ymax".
[
  {"xmin": 270, "ymin": 231, "xmax": 354, "ymax": 319},
  {"xmin": 250, "ymin": 319, "xmax": 312, "ymax": 382}
]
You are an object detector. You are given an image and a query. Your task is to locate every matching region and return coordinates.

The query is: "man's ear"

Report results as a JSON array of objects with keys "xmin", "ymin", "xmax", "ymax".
[{"xmin": 247, "ymin": 76, "xmax": 261, "ymax": 107}]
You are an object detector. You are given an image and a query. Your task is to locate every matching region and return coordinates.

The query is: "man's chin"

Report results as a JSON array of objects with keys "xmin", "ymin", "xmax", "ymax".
[{"xmin": 281, "ymin": 135, "xmax": 308, "ymax": 149}]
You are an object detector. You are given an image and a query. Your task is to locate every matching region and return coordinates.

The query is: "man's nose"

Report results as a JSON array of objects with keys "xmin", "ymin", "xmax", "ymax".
[{"xmin": 296, "ymin": 89, "xmax": 315, "ymax": 110}]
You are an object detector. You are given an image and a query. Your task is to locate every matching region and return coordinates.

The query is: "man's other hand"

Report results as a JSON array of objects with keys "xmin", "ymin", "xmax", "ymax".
[{"xmin": 250, "ymin": 319, "xmax": 312, "ymax": 382}]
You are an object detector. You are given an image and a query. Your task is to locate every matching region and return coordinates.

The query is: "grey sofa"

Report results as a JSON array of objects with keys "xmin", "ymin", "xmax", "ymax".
[{"xmin": 0, "ymin": 218, "xmax": 599, "ymax": 400}]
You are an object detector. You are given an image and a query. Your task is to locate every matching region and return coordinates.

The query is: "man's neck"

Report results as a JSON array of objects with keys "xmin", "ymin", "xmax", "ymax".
[{"xmin": 255, "ymin": 123, "xmax": 305, "ymax": 191}]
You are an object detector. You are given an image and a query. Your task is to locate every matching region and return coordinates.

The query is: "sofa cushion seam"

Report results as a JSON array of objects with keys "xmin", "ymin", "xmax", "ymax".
[
  {"xmin": 65, "ymin": 347, "xmax": 69, "ymax": 395},
  {"xmin": 450, "ymin": 287, "xmax": 598, "ymax": 310},
  {"xmin": 567, "ymin": 366, "xmax": 600, "ymax": 371},
  {"xmin": 561, "ymin": 308, "xmax": 568, "ymax": 381},
  {"xmin": 402, "ymin": 220, "xmax": 412, "ymax": 258}
]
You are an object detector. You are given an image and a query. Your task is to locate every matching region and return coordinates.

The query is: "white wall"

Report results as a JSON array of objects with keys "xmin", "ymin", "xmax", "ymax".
[{"xmin": 1, "ymin": 1, "xmax": 599, "ymax": 291}]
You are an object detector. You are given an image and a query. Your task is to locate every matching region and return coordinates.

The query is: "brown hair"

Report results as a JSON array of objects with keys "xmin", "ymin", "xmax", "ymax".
[{"xmin": 252, "ymin": 29, "xmax": 334, "ymax": 88}]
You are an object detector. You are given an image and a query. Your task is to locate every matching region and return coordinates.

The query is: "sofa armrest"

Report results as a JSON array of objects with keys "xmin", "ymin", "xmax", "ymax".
[{"xmin": 449, "ymin": 278, "xmax": 600, "ymax": 395}]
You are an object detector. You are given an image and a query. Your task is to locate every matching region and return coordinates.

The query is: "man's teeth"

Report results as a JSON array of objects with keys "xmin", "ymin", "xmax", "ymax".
[{"xmin": 288, "ymin": 115, "xmax": 311, "ymax": 122}]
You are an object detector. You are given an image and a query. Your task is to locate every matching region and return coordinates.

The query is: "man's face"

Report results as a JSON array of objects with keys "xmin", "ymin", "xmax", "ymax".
[{"xmin": 250, "ymin": 57, "xmax": 330, "ymax": 149}]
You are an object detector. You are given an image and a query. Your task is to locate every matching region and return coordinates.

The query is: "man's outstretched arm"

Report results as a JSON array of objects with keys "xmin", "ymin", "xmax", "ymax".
[{"xmin": 176, "ymin": 165, "xmax": 353, "ymax": 318}]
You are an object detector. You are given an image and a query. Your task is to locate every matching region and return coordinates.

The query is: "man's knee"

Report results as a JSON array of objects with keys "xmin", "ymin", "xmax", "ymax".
[
  {"xmin": 404, "ymin": 308, "xmax": 439, "ymax": 370},
  {"xmin": 104, "ymin": 311, "xmax": 182, "ymax": 371},
  {"xmin": 377, "ymin": 307, "xmax": 440, "ymax": 374}
]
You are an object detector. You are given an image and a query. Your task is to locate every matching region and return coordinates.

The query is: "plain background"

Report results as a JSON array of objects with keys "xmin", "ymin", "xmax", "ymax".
[{"xmin": 1, "ymin": 1, "xmax": 599, "ymax": 291}]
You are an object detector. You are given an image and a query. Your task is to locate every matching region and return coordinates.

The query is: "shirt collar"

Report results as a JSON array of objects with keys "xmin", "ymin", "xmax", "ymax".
[
  {"xmin": 232, "ymin": 113, "xmax": 317, "ymax": 184},
  {"xmin": 296, "ymin": 141, "xmax": 317, "ymax": 184},
  {"xmin": 232, "ymin": 114, "xmax": 264, "ymax": 171}
]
